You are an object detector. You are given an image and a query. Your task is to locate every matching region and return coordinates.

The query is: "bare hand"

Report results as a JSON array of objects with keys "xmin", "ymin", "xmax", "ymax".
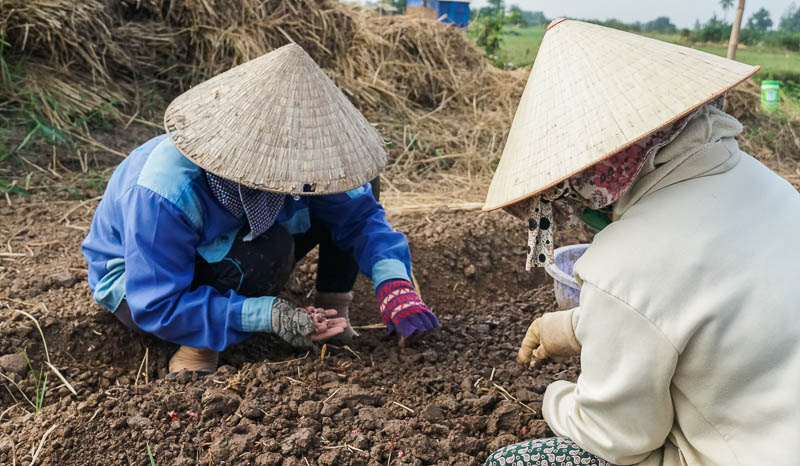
[{"xmin": 302, "ymin": 307, "xmax": 348, "ymax": 342}]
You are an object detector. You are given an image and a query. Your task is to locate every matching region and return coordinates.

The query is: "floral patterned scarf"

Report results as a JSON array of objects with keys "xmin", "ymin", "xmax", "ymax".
[{"xmin": 506, "ymin": 116, "xmax": 692, "ymax": 270}]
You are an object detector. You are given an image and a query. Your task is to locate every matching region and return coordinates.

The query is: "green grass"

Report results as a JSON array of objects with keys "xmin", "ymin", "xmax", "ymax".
[
  {"xmin": 699, "ymin": 46, "xmax": 800, "ymax": 82},
  {"xmin": 498, "ymin": 26, "xmax": 800, "ymax": 84},
  {"xmin": 22, "ymin": 352, "xmax": 48, "ymax": 414},
  {"xmin": 642, "ymin": 32, "xmax": 800, "ymax": 83},
  {"xmin": 147, "ymin": 443, "xmax": 157, "ymax": 466},
  {"xmin": 497, "ymin": 25, "xmax": 546, "ymax": 67}
]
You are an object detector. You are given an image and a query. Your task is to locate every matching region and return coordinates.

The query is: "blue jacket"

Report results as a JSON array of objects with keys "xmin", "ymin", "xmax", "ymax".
[{"xmin": 81, "ymin": 135, "xmax": 411, "ymax": 351}]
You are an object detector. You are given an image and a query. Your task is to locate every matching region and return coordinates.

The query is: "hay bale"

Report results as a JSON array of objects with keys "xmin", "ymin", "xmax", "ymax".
[
  {"xmin": 0, "ymin": 0, "xmax": 527, "ymax": 198},
  {"xmin": 1, "ymin": 0, "xmax": 500, "ymax": 113},
  {"xmin": 335, "ymin": 10, "xmax": 493, "ymax": 110},
  {"xmin": 19, "ymin": 64, "xmax": 127, "ymax": 129},
  {"xmin": 155, "ymin": 0, "xmax": 355, "ymax": 73},
  {"xmin": 108, "ymin": 21, "xmax": 181, "ymax": 76},
  {"xmin": 1, "ymin": 0, "xmax": 115, "ymax": 79}
]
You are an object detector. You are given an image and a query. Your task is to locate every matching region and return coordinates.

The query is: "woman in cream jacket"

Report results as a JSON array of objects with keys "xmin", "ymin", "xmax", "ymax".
[{"xmin": 483, "ymin": 19, "xmax": 800, "ymax": 466}]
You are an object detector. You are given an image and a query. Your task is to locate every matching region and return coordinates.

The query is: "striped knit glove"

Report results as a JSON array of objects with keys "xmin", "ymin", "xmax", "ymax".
[{"xmin": 377, "ymin": 280, "xmax": 440, "ymax": 338}]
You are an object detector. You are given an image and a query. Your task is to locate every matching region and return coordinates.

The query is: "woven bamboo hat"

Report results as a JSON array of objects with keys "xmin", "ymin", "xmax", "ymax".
[
  {"xmin": 483, "ymin": 19, "xmax": 760, "ymax": 211},
  {"xmin": 164, "ymin": 43, "xmax": 386, "ymax": 194}
]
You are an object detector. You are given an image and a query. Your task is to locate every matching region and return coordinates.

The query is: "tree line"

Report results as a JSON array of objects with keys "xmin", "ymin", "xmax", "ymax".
[
  {"xmin": 688, "ymin": 4, "xmax": 800, "ymax": 51},
  {"xmin": 468, "ymin": 0, "xmax": 800, "ymax": 51}
]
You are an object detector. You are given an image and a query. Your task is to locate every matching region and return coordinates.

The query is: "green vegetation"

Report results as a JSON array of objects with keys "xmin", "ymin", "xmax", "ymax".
[
  {"xmin": 644, "ymin": 31, "xmax": 800, "ymax": 84},
  {"xmin": 496, "ymin": 25, "xmax": 800, "ymax": 85},
  {"xmin": 469, "ymin": 3, "xmax": 536, "ymax": 67},
  {"xmin": 147, "ymin": 443, "xmax": 157, "ymax": 466},
  {"xmin": 469, "ymin": 11, "xmax": 512, "ymax": 61},
  {"xmin": 508, "ymin": 6, "xmax": 547, "ymax": 27},
  {"xmin": 22, "ymin": 351, "xmax": 48, "ymax": 414},
  {"xmin": 0, "ymin": 351, "xmax": 49, "ymax": 415},
  {"xmin": 472, "ymin": 2, "xmax": 547, "ymax": 28},
  {"xmin": 747, "ymin": 7, "xmax": 772, "ymax": 32},
  {"xmin": 470, "ymin": 3, "xmax": 800, "ymax": 82},
  {"xmin": 495, "ymin": 26, "xmax": 545, "ymax": 68},
  {"xmin": 687, "ymin": 15, "xmax": 800, "ymax": 53},
  {"xmin": 781, "ymin": 3, "xmax": 800, "ymax": 33},
  {"xmin": 489, "ymin": 5, "xmax": 800, "ymax": 113}
]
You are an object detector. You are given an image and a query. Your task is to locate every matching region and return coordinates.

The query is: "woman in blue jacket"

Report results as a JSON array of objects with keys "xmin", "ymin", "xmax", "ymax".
[{"xmin": 81, "ymin": 44, "xmax": 439, "ymax": 375}]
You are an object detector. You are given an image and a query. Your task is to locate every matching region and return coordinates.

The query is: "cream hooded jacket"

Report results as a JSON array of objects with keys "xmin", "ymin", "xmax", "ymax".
[{"xmin": 541, "ymin": 105, "xmax": 800, "ymax": 465}]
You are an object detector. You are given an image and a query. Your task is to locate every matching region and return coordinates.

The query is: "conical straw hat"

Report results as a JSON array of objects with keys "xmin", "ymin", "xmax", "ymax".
[
  {"xmin": 164, "ymin": 43, "xmax": 387, "ymax": 194},
  {"xmin": 483, "ymin": 19, "xmax": 759, "ymax": 211}
]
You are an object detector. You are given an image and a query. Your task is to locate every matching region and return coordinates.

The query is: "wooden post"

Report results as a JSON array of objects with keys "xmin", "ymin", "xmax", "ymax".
[
  {"xmin": 727, "ymin": 0, "xmax": 746, "ymax": 60},
  {"xmin": 723, "ymin": 0, "xmax": 746, "ymax": 113}
]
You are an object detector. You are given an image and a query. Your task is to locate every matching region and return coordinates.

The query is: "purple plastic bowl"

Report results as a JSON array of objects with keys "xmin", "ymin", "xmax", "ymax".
[{"xmin": 544, "ymin": 244, "xmax": 589, "ymax": 310}]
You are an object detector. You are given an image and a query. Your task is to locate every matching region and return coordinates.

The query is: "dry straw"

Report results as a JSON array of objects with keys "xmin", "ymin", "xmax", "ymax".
[
  {"xmin": 165, "ymin": 43, "xmax": 387, "ymax": 194},
  {"xmin": 3, "ymin": 2, "xmax": 791, "ymax": 207},
  {"xmin": 483, "ymin": 19, "xmax": 760, "ymax": 211},
  {"xmin": 0, "ymin": 0, "xmax": 526, "ymax": 206}
]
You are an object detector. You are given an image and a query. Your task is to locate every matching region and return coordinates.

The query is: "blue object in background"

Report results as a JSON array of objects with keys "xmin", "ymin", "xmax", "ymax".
[
  {"xmin": 406, "ymin": 0, "xmax": 470, "ymax": 28},
  {"xmin": 437, "ymin": 1, "xmax": 470, "ymax": 28}
]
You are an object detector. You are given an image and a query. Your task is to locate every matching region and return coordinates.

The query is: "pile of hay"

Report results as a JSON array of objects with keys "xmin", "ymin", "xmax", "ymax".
[
  {"xmin": 0, "ymin": 0, "xmax": 526, "ymax": 201},
  {"xmin": 3, "ymin": 1, "xmax": 793, "ymax": 199}
]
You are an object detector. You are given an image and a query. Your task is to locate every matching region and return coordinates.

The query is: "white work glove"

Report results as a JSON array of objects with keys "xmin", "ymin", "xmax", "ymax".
[{"xmin": 517, "ymin": 309, "xmax": 581, "ymax": 363}]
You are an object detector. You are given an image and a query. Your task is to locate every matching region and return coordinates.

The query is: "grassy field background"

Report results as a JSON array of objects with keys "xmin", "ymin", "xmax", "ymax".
[{"xmin": 499, "ymin": 25, "xmax": 800, "ymax": 85}]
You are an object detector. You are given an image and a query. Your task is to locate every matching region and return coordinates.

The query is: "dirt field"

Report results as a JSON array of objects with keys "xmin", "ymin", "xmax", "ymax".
[
  {"xmin": 0, "ymin": 171, "xmax": 600, "ymax": 465},
  {"xmin": 0, "ymin": 128, "xmax": 795, "ymax": 466},
  {"xmin": 1, "ymin": 2, "xmax": 798, "ymax": 463}
]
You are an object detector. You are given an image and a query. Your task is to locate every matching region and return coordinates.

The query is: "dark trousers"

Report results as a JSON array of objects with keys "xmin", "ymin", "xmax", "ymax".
[
  {"xmin": 115, "ymin": 179, "xmax": 379, "ymax": 330},
  {"xmin": 191, "ymin": 214, "xmax": 359, "ymax": 297}
]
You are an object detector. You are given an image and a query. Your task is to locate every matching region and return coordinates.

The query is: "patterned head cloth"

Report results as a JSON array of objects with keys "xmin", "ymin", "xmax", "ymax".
[
  {"xmin": 505, "ymin": 115, "xmax": 692, "ymax": 270},
  {"xmin": 206, "ymin": 173, "xmax": 285, "ymax": 241}
]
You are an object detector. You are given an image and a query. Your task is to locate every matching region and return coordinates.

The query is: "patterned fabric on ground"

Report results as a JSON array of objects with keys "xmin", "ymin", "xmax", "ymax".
[
  {"xmin": 206, "ymin": 173, "xmax": 285, "ymax": 240},
  {"xmin": 484, "ymin": 437, "xmax": 616, "ymax": 466}
]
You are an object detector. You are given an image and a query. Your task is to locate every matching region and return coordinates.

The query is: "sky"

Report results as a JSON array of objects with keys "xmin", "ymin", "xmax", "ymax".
[{"xmin": 467, "ymin": 0, "xmax": 796, "ymax": 29}]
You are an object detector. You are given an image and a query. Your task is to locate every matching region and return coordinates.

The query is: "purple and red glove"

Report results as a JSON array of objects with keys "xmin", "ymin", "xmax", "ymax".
[{"xmin": 377, "ymin": 279, "xmax": 440, "ymax": 338}]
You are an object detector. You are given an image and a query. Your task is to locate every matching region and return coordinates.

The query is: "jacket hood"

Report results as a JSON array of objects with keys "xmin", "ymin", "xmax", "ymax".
[{"xmin": 613, "ymin": 104, "xmax": 744, "ymax": 219}]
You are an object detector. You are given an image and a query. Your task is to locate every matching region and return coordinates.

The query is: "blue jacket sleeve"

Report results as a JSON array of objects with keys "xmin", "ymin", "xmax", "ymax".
[
  {"xmin": 309, "ymin": 184, "xmax": 412, "ymax": 290},
  {"xmin": 123, "ymin": 187, "xmax": 273, "ymax": 351}
]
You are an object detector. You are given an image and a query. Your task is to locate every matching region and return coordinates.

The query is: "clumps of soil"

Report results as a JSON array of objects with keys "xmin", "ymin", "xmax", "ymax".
[{"xmin": 0, "ymin": 197, "xmax": 580, "ymax": 465}]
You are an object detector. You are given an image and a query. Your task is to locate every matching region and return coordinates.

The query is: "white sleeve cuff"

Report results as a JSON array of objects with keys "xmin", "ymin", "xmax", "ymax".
[{"xmin": 542, "ymin": 379, "xmax": 578, "ymax": 438}]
